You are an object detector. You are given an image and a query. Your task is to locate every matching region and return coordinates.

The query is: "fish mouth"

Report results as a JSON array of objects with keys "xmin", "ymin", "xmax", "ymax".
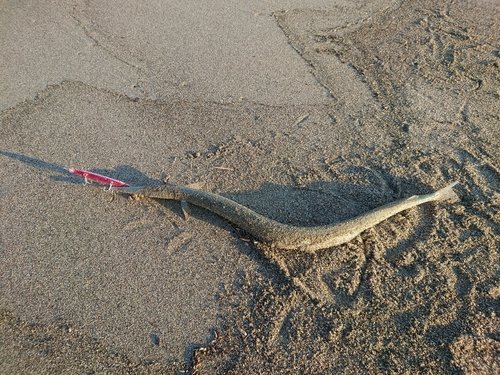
[{"xmin": 112, "ymin": 186, "xmax": 145, "ymax": 194}]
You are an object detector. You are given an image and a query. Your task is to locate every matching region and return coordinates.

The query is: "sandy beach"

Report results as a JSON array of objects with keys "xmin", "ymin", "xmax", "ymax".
[{"xmin": 1, "ymin": 0, "xmax": 499, "ymax": 373}]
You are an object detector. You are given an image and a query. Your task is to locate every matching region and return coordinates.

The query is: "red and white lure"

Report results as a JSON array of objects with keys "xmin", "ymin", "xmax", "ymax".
[{"xmin": 67, "ymin": 167, "xmax": 130, "ymax": 189}]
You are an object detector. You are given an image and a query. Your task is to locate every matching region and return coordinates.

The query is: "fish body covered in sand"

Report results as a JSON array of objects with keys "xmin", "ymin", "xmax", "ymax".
[{"xmin": 118, "ymin": 182, "xmax": 459, "ymax": 252}]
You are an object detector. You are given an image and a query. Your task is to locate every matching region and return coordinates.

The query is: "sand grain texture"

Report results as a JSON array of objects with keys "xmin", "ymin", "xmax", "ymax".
[{"xmin": 1, "ymin": 0, "xmax": 500, "ymax": 373}]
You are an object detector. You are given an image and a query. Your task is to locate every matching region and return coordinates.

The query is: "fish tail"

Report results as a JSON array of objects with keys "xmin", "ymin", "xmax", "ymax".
[{"xmin": 434, "ymin": 181, "xmax": 459, "ymax": 202}]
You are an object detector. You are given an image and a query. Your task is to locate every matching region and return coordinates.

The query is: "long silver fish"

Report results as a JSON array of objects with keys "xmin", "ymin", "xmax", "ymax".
[{"xmin": 118, "ymin": 182, "xmax": 458, "ymax": 252}]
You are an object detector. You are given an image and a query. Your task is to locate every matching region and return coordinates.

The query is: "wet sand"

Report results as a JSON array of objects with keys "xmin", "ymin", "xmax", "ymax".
[{"xmin": 1, "ymin": 0, "xmax": 499, "ymax": 373}]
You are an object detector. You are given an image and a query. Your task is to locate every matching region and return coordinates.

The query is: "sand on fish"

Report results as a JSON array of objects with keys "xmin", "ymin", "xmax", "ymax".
[{"xmin": 1, "ymin": 0, "xmax": 499, "ymax": 373}]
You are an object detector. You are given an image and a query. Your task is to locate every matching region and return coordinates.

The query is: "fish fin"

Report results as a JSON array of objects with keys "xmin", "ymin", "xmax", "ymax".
[
  {"xmin": 180, "ymin": 199, "xmax": 191, "ymax": 221},
  {"xmin": 435, "ymin": 181, "xmax": 459, "ymax": 202}
]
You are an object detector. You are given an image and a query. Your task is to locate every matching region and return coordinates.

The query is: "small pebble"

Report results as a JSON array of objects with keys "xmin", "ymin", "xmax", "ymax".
[{"xmin": 150, "ymin": 333, "xmax": 160, "ymax": 346}]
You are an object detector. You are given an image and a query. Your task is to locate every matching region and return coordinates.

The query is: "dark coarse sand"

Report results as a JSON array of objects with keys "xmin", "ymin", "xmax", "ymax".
[{"xmin": 1, "ymin": 0, "xmax": 500, "ymax": 373}]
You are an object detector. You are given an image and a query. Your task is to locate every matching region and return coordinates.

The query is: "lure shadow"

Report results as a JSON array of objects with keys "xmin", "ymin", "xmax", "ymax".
[
  {"xmin": 0, "ymin": 150, "xmax": 157, "ymax": 186},
  {"xmin": 1, "ymin": 151, "xmax": 67, "ymax": 174}
]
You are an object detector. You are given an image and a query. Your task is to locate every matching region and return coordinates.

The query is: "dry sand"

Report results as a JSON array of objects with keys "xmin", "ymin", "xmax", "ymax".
[{"xmin": 1, "ymin": 0, "xmax": 500, "ymax": 373}]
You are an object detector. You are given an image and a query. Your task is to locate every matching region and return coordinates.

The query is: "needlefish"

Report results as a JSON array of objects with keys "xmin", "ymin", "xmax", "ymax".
[{"xmin": 116, "ymin": 181, "xmax": 459, "ymax": 252}]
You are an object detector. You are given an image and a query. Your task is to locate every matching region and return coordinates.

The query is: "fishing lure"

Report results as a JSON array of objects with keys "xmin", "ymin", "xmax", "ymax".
[{"xmin": 67, "ymin": 167, "xmax": 130, "ymax": 188}]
